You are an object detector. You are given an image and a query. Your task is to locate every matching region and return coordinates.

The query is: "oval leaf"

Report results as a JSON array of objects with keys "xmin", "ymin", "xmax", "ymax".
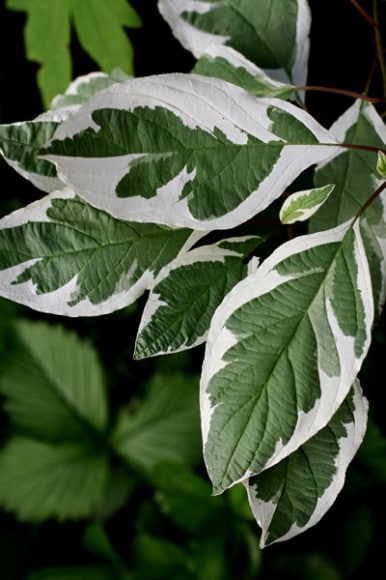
[
  {"xmin": 42, "ymin": 74, "xmax": 339, "ymax": 230},
  {"xmin": 200, "ymin": 220, "xmax": 373, "ymax": 494},
  {"xmin": 135, "ymin": 236, "xmax": 262, "ymax": 359},
  {"xmin": 245, "ymin": 380, "xmax": 368, "ymax": 546},
  {"xmin": 0, "ymin": 189, "xmax": 197, "ymax": 316},
  {"xmin": 279, "ymin": 184, "xmax": 335, "ymax": 224}
]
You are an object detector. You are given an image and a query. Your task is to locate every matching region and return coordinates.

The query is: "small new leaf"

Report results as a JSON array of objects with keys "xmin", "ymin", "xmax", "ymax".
[
  {"xmin": 279, "ymin": 184, "xmax": 335, "ymax": 224},
  {"xmin": 376, "ymin": 150, "xmax": 386, "ymax": 178},
  {"xmin": 246, "ymin": 380, "xmax": 368, "ymax": 546}
]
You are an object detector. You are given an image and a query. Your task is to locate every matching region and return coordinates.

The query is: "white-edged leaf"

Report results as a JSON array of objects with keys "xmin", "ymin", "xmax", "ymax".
[
  {"xmin": 193, "ymin": 45, "xmax": 294, "ymax": 98},
  {"xmin": 0, "ymin": 437, "xmax": 109, "ymax": 522},
  {"xmin": 134, "ymin": 236, "xmax": 262, "ymax": 359},
  {"xmin": 0, "ymin": 320, "xmax": 108, "ymax": 441},
  {"xmin": 309, "ymin": 101, "xmax": 386, "ymax": 313},
  {"xmin": 111, "ymin": 373, "xmax": 201, "ymax": 471},
  {"xmin": 245, "ymin": 379, "xmax": 368, "ymax": 547},
  {"xmin": 0, "ymin": 107, "xmax": 73, "ymax": 192},
  {"xmin": 50, "ymin": 69, "xmax": 131, "ymax": 110},
  {"xmin": 377, "ymin": 150, "xmax": 386, "ymax": 178},
  {"xmin": 0, "ymin": 189, "xmax": 199, "ymax": 316},
  {"xmin": 158, "ymin": 0, "xmax": 311, "ymax": 86},
  {"xmin": 200, "ymin": 219, "xmax": 373, "ymax": 494},
  {"xmin": 42, "ymin": 73, "xmax": 339, "ymax": 230},
  {"xmin": 279, "ymin": 184, "xmax": 335, "ymax": 224}
]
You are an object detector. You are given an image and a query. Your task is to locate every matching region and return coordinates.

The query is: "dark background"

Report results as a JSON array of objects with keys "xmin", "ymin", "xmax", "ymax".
[{"xmin": 0, "ymin": 1, "xmax": 385, "ymax": 578}]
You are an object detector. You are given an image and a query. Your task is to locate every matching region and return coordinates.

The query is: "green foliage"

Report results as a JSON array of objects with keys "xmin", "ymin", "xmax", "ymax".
[
  {"xmin": 0, "ymin": 0, "xmax": 386, "ymax": 577},
  {"xmin": 5, "ymin": 0, "xmax": 141, "ymax": 108}
]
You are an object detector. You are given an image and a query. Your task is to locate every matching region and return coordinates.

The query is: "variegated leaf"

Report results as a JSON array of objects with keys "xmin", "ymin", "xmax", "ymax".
[
  {"xmin": 309, "ymin": 101, "xmax": 386, "ymax": 312},
  {"xmin": 42, "ymin": 74, "xmax": 339, "ymax": 230},
  {"xmin": 200, "ymin": 219, "xmax": 373, "ymax": 494},
  {"xmin": 193, "ymin": 45, "xmax": 294, "ymax": 98},
  {"xmin": 134, "ymin": 236, "xmax": 262, "ymax": 359},
  {"xmin": 158, "ymin": 0, "xmax": 311, "ymax": 86},
  {"xmin": 245, "ymin": 379, "xmax": 368, "ymax": 547},
  {"xmin": 377, "ymin": 150, "xmax": 386, "ymax": 178},
  {"xmin": 279, "ymin": 184, "xmax": 335, "ymax": 224},
  {"xmin": 0, "ymin": 189, "xmax": 198, "ymax": 316}
]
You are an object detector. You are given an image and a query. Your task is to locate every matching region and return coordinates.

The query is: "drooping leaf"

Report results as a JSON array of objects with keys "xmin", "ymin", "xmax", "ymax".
[
  {"xmin": 135, "ymin": 236, "xmax": 262, "ymax": 359},
  {"xmin": 0, "ymin": 437, "xmax": 109, "ymax": 522},
  {"xmin": 158, "ymin": 0, "xmax": 311, "ymax": 85},
  {"xmin": 309, "ymin": 101, "xmax": 386, "ymax": 312},
  {"xmin": 72, "ymin": 0, "xmax": 141, "ymax": 79},
  {"xmin": 279, "ymin": 184, "xmax": 335, "ymax": 224},
  {"xmin": 245, "ymin": 380, "xmax": 368, "ymax": 547},
  {"xmin": 111, "ymin": 373, "xmax": 201, "ymax": 471},
  {"xmin": 42, "ymin": 74, "xmax": 339, "ymax": 230},
  {"xmin": 50, "ymin": 70, "xmax": 131, "ymax": 110},
  {"xmin": 0, "ymin": 320, "xmax": 108, "ymax": 441},
  {"xmin": 0, "ymin": 189, "xmax": 197, "ymax": 316},
  {"xmin": 193, "ymin": 45, "xmax": 294, "ymax": 98},
  {"xmin": 200, "ymin": 219, "xmax": 373, "ymax": 494}
]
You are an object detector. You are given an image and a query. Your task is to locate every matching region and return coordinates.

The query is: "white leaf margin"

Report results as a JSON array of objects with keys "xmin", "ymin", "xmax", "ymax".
[
  {"xmin": 200, "ymin": 219, "xmax": 374, "ymax": 481},
  {"xmin": 245, "ymin": 378, "xmax": 368, "ymax": 547},
  {"xmin": 135, "ymin": 235, "xmax": 260, "ymax": 357},
  {"xmin": 43, "ymin": 73, "xmax": 340, "ymax": 230},
  {"xmin": 157, "ymin": 0, "xmax": 311, "ymax": 86},
  {"xmin": 279, "ymin": 184, "xmax": 335, "ymax": 224},
  {"xmin": 0, "ymin": 188, "xmax": 203, "ymax": 317}
]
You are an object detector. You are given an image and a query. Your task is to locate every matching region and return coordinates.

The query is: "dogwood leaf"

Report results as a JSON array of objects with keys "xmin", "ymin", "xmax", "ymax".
[
  {"xmin": 158, "ymin": 0, "xmax": 311, "ymax": 86},
  {"xmin": 201, "ymin": 219, "xmax": 373, "ymax": 494},
  {"xmin": 0, "ymin": 190, "xmax": 197, "ymax": 316},
  {"xmin": 279, "ymin": 184, "xmax": 335, "ymax": 224},
  {"xmin": 134, "ymin": 236, "xmax": 262, "ymax": 359},
  {"xmin": 309, "ymin": 101, "xmax": 386, "ymax": 312},
  {"xmin": 193, "ymin": 45, "xmax": 294, "ymax": 98},
  {"xmin": 42, "ymin": 74, "xmax": 339, "ymax": 230},
  {"xmin": 246, "ymin": 380, "xmax": 368, "ymax": 546}
]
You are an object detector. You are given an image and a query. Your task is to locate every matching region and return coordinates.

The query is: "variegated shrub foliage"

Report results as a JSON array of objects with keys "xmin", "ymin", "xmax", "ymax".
[{"xmin": 1, "ymin": 0, "xmax": 385, "ymax": 547}]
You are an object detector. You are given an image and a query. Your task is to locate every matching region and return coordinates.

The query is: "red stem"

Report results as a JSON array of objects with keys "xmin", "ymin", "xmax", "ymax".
[
  {"xmin": 350, "ymin": 0, "xmax": 378, "ymax": 27},
  {"xmin": 295, "ymin": 85, "xmax": 383, "ymax": 103}
]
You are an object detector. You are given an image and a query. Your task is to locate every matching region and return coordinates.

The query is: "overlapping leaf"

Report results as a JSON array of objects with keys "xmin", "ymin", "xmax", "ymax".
[
  {"xmin": 135, "ymin": 236, "xmax": 262, "ymax": 359},
  {"xmin": 200, "ymin": 219, "xmax": 373, "ymax": 494},
  {"xmin": 193, "ymin": 45, "xmax": 294, "ymax": 98},
  {"xmin": 245, "ymin": 380, "xmax": 368, "ymax": 547},
  {"xmin": 111, "ymin": 373, "xmax": 201, "ymax": 471},
  {"xmin": 0, "ymin": 189, "xmax": 197, "ymax": 316},
  {"xmin": 0, "ymin": 320, "xmax": 108, "ymax": 441},
  {"xmin": 42, "ymin": 74, "xmax": 339, "ymax": 230},
  {"xmin": 158, "ymin": 0, "xmax": 311, "ymax": 86},
  {"xmin": 309, "ymin": 101, "xmax": 386, "ymax": 312}
]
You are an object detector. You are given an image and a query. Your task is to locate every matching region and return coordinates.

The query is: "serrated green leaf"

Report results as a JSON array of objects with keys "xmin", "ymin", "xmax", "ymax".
[
  {"xmin": 0, "ymin": 190, "xmax": 196, "ymax": 316},
  {"xmin": 158, "ymin": 0, "xmax": 311, "ymax": 86},
  {"xmin": 246, "ymin": 380, "xmax": 368, "ymax": 546},
  {"xmin": 0, "ymin": 320, "xmax": 108, "ymax": 441},
  {"xmin": 50, "ymin": 70, "xmax": 131, "ymax": 110},
  {"xmin": 42, "ymin": 74, "xmax": 339, "ymax": 230},
  {"xmin": 279, "ymin": 184, "xmax": 335, "ymax": 224},
  {"xmin": 201, "ymin": 220, "xmax": 373, "ymax": 494},
  {"xmin": 24, "ymin": 0, "xmax": 73, "ymax": 108},
  {"xmin": 0, "ymin": 437, "xmax": 109, "ymax": 522},
  {"xmin": 111, "ymin": 373, "xmax": 201, "ymax": 472},
  {"xmin": 135, "ymin": 236, "xmax": 262, "ymax": 359},
  {"xmin": 377, "ymin": 150, "xmax": 386, "ymax": 177},
  {"xmin": 72, "ymin": 0, "xmax": 141, "ymax": 78},
  {"xmin": 309, "ymin": 101, "xmax": 386, "ymax": 313},
  {"xmin": 193, "ymin": 45, "xmax": 294, "ymax": 98}
]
